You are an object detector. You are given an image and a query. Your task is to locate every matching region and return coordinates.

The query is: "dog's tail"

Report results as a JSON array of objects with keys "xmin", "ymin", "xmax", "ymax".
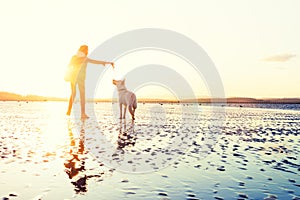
[
  {"xmin": 133, "ymin": 97, "xmax": 137, "ymax": 109},
  {"xmin": 129, "ymin": 94, "xmax": 137, "ymax": 120},
  {"xmin": 130, "ymin": 93, "xmax": 137, "ymax": 109}
]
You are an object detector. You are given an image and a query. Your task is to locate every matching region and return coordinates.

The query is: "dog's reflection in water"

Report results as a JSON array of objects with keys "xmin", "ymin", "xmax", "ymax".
[
  {"xmin": 117, "ymin": 120, "xmax": 136, "ymax": 150},
  {"xmin": 64, "ymin": 120, "xmax": 102, "ymax": 194}
]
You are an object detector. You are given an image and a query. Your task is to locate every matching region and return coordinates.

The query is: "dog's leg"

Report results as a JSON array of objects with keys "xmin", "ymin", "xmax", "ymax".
[
  {"xmin": 119, "ymin": 103, "xmax": 122, "ymax": 119},
  {"xmin": 133, "ymin": 98, "xmax": 137, "ymax": 109},
  {"xmin": 133, "ymin": 108, "xmax": 135, "ymax": 120},
  {"xmin": 128, "ymin": 105, "xmax": 135, "ymax": 120},
  {"xmin": 123, "ymin": 105, "xmax": 127, "ymax": 119}
]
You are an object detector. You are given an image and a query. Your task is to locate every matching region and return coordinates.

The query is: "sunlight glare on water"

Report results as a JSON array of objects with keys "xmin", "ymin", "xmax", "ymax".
[{"xmin": 0, "ymin": 101, "xmax": 299, "ymax": 199}]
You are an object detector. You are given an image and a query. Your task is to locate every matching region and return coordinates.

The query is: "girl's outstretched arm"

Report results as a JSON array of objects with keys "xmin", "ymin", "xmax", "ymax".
[{"xmin": 86, "ymin": 57, "xmax": 113, "ymax": 67}]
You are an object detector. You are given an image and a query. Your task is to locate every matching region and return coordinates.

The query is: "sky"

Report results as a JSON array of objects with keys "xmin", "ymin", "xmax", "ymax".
[{"xmin": 0, "ymin": 0, "xmax": 299, "ymax": 99}]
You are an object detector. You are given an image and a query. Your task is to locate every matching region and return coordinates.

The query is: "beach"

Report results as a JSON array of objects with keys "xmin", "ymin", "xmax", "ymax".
[{"xmin": 0, "ymin": 101, "xmax": 299, "ymax": 199}]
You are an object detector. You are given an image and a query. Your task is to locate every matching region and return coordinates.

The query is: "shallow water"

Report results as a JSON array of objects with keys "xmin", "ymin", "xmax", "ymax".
[{"xmin": 0, "ymin": 102, "xmax": 299, "ymax": 199}]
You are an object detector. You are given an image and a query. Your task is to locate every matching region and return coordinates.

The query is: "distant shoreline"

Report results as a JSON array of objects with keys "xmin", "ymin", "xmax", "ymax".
[{"xmin": 1, "ymin": 91, "xmax": 300, "ymax": 104}]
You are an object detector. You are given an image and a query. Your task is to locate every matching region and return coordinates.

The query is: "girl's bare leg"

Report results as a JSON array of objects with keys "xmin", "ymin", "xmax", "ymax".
[
  {"xmin": 78, "ymin": 81, "xmax": 89, "ymax": 119},
  {"xmin": 66, "ymin": 82, "xmax": 76, "ymax": 115}
]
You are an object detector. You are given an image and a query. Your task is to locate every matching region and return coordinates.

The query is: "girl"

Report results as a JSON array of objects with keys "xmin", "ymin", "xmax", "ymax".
[{"xmin": 66, "ymin": 45, "xmax": 114, "ymax": 119}]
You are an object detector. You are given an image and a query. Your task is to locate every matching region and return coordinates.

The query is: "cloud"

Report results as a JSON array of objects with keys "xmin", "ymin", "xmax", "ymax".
[{"xmin": 262, "ymin": 54, "xmax": 296, "ymax": 62}]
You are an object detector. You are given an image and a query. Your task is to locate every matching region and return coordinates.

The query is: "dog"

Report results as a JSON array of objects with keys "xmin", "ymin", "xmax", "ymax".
[{"xmin": 113, "ymin": 79, "xmax": 137, "ymax": 120}]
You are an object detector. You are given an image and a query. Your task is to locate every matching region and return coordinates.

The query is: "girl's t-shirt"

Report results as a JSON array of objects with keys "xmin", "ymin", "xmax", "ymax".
[{"xmin": 70, "ymin": 55, "xmax": 87, "ymax": 83}]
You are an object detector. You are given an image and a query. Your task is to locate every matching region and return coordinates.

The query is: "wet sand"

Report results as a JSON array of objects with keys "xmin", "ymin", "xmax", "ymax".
[{"xmin": 0, "ymin": 102, "xmax": 299, "ymax": 199}]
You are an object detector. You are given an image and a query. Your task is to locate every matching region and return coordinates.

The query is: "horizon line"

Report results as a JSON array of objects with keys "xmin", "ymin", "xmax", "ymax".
[{"xmin": 0, "ymin": 91, "xmax": 300, "ymax": 103}]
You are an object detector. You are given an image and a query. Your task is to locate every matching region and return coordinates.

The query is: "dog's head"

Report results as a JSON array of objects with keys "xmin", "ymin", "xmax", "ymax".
[{"xmin": 113, "ymin": 79, "xmax": 126, "ymax": 89}]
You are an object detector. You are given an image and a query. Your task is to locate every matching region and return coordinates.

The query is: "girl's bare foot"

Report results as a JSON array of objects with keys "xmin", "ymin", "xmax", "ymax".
[{"xmin": 81, "ymin": 113, "xmax": 90, "ymax": 119}]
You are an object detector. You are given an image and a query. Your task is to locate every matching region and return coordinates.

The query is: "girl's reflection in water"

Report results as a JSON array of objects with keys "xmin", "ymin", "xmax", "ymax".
[
  {"xmin": 64, "ymin": 120, "xmax": 103, "ymax": 194},
  {"xmin": 64, "ymin": 119, "xmax": 135, "ymax": 194}
]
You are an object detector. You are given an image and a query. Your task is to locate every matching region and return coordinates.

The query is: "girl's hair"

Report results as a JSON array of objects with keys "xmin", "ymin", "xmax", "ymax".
[{"xmin": 78, "ymin": 45, "xmax": 88, "ymax": 55}]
